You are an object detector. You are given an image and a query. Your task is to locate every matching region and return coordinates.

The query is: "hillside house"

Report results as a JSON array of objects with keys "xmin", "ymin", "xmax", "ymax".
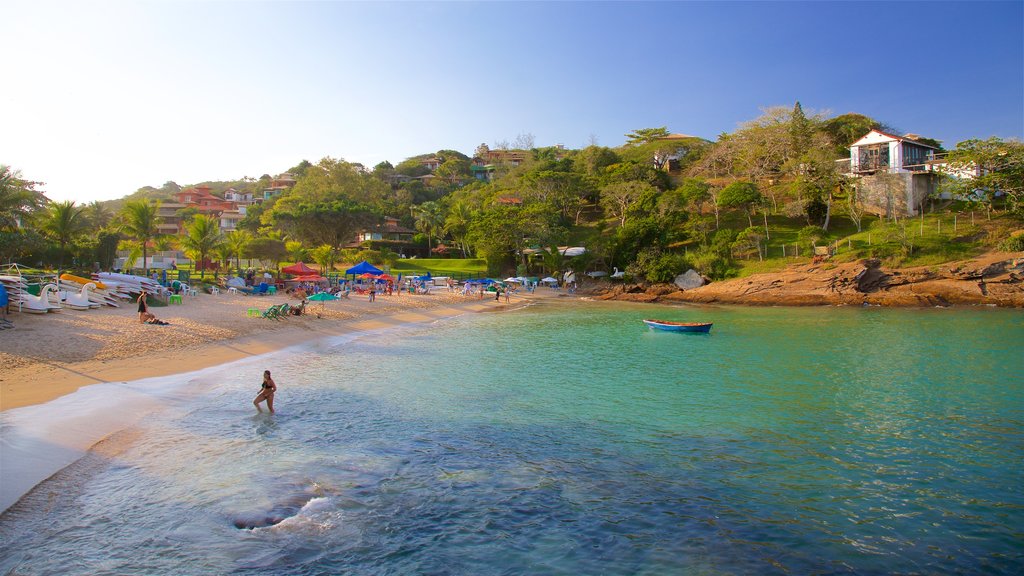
[{"xmin": 844, "ymin": 130, "xmax": 946, "ymax": 217}]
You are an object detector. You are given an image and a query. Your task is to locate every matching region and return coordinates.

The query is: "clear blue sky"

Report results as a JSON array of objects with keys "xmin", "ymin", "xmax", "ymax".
[{"xmin": 3, "ymin": 1, "xmax": 1021, "ymax": 203}]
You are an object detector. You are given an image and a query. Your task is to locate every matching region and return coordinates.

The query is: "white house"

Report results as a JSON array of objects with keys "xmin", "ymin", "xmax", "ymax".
[
  {"xmin": 845, "ymin": 130, "xmax": 949, "ymax": 217},
  {"xmin": 849, "ymin": 130, "xmax": 941, "ymax": 174}
]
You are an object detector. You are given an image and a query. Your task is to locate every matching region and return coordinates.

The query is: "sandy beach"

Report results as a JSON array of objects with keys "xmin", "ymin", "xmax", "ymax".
[{"xmin": 0, "ymin": 287, "xmax": 547, "ymax": 412}]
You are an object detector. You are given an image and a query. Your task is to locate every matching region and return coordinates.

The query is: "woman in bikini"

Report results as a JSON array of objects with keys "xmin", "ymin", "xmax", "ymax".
[
  {"xmin": 138, "ymin": 291, "xmax": 156, "ymax": 323},
  {"xmin": 253, "ymin": 370, "xmax": 277, "ymax": 413}
]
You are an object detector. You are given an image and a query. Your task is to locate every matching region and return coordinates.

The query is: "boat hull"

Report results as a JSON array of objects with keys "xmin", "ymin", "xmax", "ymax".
[{"xmin": 642, "ymin": 319, "xmax": 712, "ymax": 333}]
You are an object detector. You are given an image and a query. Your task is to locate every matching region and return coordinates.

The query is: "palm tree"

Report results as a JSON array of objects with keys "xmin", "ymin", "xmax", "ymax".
[
  {"xmin": 153, "ymin": 235, "xmax": 177, "ymax": 253},
  {"xmin": 443, "ymin": 200, "xmax": 473, "ymax": 257},
  {"xmin": 85, "ymin": 200, "xmax": 113, "ymax": 230},
  {"xmin": 412, "ymin": 201, "xmax": 445, "ymax": 254},
  {"xmin": 285, "ymin": 240, "xmax": 307, "ymax": 264},
  {"xmin": 226, "ymin": 230, "xmax": 253, "ymax": 273},
  {"xmin": 180, "ymin": 214, "xmax": 223, "ymax": 279},
  {"xmin": 42, "ymin": 200, "xmax": 86, "ymax": 273},
  {"xmin": 120, "ymin": 200, "xmax": 160, "ymax": 275}
]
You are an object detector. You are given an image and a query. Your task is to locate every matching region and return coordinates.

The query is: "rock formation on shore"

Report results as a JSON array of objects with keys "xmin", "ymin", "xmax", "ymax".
[{"xmin": 589, "ymin": 252, "xmax": 1024, "ymax": 307}]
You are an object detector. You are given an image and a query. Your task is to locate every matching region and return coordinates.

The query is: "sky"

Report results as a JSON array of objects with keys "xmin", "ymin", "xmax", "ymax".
[{"xmin": 3, "ymin": 1, "xmax": 1022, "ymax": 204}]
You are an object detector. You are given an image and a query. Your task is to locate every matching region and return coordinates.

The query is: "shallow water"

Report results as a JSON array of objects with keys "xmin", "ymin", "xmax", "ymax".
[{"xmin": 1, "ymin": 302, "xmax": 1022, "ymax": 574}]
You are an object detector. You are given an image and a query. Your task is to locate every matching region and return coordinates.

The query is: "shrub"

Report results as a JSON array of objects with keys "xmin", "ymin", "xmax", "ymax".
[
  {"xmin": 998, "ymin": 233, "xmax": 1024, "ymax": 252},
  {"xmin": 627, "ymin": 248, "xmax": 690, "ymax": 284},
  {"xmin": 797, "ymin": 225, "xmax": 826, "ymax": 254}
]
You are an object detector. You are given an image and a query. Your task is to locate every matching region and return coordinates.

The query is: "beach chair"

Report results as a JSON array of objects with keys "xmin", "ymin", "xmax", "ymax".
[
  {"xmin": 260, "ymin": 304, "xmax": 282, "ymax": 320},
  {"xmin": 255, "ymin": 282, "xmax": 269, "ymax": 296}
]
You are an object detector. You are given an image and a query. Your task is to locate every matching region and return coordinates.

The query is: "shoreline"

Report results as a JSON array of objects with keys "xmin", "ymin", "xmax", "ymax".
[
  {"xmin": 0, "ymin": 290, "xmax": 533, "ymax": 412},
  {"xmin": 0, "ymin": 293, "xmax": 534, "ymax": 513},
  {"xmin": 589, "ymin": 251, "xmax": 1024, "ymax": 308}
]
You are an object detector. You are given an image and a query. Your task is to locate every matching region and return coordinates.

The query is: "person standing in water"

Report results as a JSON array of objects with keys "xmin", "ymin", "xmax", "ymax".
[{"xmin": 254, "ymin": 370, "xmax": 277, "ymax": 413}]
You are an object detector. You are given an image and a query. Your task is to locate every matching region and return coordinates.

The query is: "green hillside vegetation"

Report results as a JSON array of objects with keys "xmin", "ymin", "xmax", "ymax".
[{"xmin": 3, "ymin": 103, "xmax": 1022, "ymax": 283}]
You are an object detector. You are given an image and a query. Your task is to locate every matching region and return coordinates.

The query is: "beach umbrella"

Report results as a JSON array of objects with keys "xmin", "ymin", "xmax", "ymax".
[
  {"xmin": 307, "ymin": 292, "xmax": 338, "ymax": 301},
  {"xmin": 375, "ymin": 274, "xmax": 395, "ymax": 281},
  {"xmin": 293, "ymin": 275, "xmax": 326, "ymax": 282},
  {"xmin": 307, "ymin": 290, "xmax": 338, "ymax": 312},
  {"xmin": 541, "ymin": 277, "xmax": 558, "ymax": 284}
]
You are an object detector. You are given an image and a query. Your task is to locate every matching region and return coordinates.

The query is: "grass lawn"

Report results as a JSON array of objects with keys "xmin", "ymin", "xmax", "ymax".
[{"xmin": 390, "ymin": 258, "xmax": 487, "ymax": 278}]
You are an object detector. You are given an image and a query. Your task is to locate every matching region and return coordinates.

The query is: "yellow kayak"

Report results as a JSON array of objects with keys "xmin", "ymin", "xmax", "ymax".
[{"xmin": 60, "ymin": 273, "xmax": 107, "ymax": 290}]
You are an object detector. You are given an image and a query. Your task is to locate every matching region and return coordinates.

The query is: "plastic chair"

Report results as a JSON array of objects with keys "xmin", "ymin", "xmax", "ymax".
[
  {"xmin": 169, "ymin": 294, "xmax": 183, "ymax": 305},
  {"xmin": 267, "ymin": 286, "xmax": 278, "ymax": 295},
  {"xmin": 246, "ymin": 307, "xmax": 261, "ymax": 317}
]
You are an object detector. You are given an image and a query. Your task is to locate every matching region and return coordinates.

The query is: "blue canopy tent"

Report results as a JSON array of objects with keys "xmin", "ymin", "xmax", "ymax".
[{"xmin": 345, "ymin": 261, "xmax": 384, "ymax": 275}]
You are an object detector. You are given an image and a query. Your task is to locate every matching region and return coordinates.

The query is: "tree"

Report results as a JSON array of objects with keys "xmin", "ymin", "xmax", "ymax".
[
  {"xmin": 820, "ymin": 113, "xmax": 891, "ymax": 158},
  {"xmin": 308, "ymin": 245, "xmax": 336, "ymax": 274},
  {"xmin": 95, "ymin": 231, "xmax": 121, "ymax": 270},
  {"xmin": 270, "ymin": 200, "xmax": 376, "ymax": 250},
  {"xmin": 120, "ymin": 200, "xmax": 161, "ymax": 274},
  {"xmin": 0, "ymin": 165, "xmax": 47, "ymax": 231},
  {"xmin": 718, "ymin": 181, "xmax": 764, "ymax": 228},
  {"xmin": 443, "ymin": 200, "xmax": 474, "ymax": 257},
  {"xmin": 41, "ymin": 200, "xmax": 86, "ymax": 271},
  {"xmin": 435, "ymin": 158, "xmax": 472, "ymax": 186},
  {"xmin": 153, "ymin": 235, "xmax": 176, "ymax": 252},
  {"xmin": 412, "ymin": 201, "xmax": 445, "ymax": 253},
  {"xmin": 247, "ymin": 236, "xmax": 287, "ymax": 269},
  {"xmin": 285, "ymin": 240, "xmax": 307, "ymax": 264},
  {"xmin": 227, "ymin": 230, "xmax": 253, "ymax": 272},
  {"xmin": 790, "ymin": 101, "xmax": 813, "ymax": 158},
  {"xmin": 84, "ymin": 201, "xmax": 113, "ymax": 230},
  {"xmin": 180, "ymin": 214, "xmax": 223, "ymax": 278},
  {"xmin": 624, "ymin": 127, "xmax": 671, "ymax": 146},
  {"xmin": 943, "ymin": 137, "xmax": 1024, "ymax": 215},
  {"xmin": 600, "ymin": 181, "xmax": 656, "ymax": 227},
  {"xmin": 513, "ymin": 133, "xmax": 535, "ymax": 150}
]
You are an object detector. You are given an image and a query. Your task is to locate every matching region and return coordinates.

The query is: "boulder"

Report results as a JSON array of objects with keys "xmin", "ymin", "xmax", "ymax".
[{"xmin": 674, "ymin": 269, "xmax": 706, "ymax": 290}]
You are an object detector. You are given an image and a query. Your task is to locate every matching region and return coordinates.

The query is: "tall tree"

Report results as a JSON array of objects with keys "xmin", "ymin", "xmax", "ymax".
[
  {"xmin": 227, "ymin": 230, "xmax": 253, "ymax": 272},
  {"xmin": 42, "ymin": 200, "xmax": 86, "ymax": 272},
  {"xmin": 790, "ymin": 101, "xmax": 813, "ymax": 158},
  {"xmin": 180, "ymin": 214, "xmax": 223, "ymax": 279},
  {"xmin": 84, "ymin": 201, "xmax": 113, "ymax": 230},
  {"xmin": 120, "ymin": 200, "xmax": 161, "ymax": 274},
  {"xmin": 443, "ymin": 200, "xmax": 474, "ymax": 257},
  {"xmin": 412, "ymin": 201, "xmax": 445, "ymax": 253},
  {"xmin": 0, "ymin": 165, "xmax": 47, "ymax": 231}
]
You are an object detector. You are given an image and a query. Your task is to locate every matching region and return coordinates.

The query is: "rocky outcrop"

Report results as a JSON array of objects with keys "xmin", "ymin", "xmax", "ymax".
[{"xmin": 588, "ymin": 252, "xmax": 1024, "ymax": 308}]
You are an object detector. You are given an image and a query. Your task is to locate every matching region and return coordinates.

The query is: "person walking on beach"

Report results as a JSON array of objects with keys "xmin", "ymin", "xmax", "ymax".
[{"xmin": 254, "ymin": 370, "xmax": 276, "ymax": 413}]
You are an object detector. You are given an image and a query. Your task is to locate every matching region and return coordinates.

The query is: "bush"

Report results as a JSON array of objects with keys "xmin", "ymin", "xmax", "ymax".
[
  {"xmin": 355, "ymin": 249, "xmax": 384, "ymax": 265},
  {"xmin": 690, "ymin": 246, "xmax": 736, "ymax": 280},
  {"xmin": 797, "ymin": 225, "xmax": 826, "ymax": 254},
  {"xmin": 627, "ymin": 248, "xmax": 690, "ymax": 284},
  {"xmin": 998, "ymin": 233, "xmax": 1024, "ymax": 252}
]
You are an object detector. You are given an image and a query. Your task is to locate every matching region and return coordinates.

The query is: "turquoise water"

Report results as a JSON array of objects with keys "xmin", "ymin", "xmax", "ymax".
[{"xmin": 1, "ymin": 302, "xmax": 1022, "ymax": 574}]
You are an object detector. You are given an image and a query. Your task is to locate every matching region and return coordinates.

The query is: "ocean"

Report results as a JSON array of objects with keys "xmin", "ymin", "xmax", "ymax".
[{"xmin": 1, "ymin": 301, "xmax": 1022, "ymax": 574}]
